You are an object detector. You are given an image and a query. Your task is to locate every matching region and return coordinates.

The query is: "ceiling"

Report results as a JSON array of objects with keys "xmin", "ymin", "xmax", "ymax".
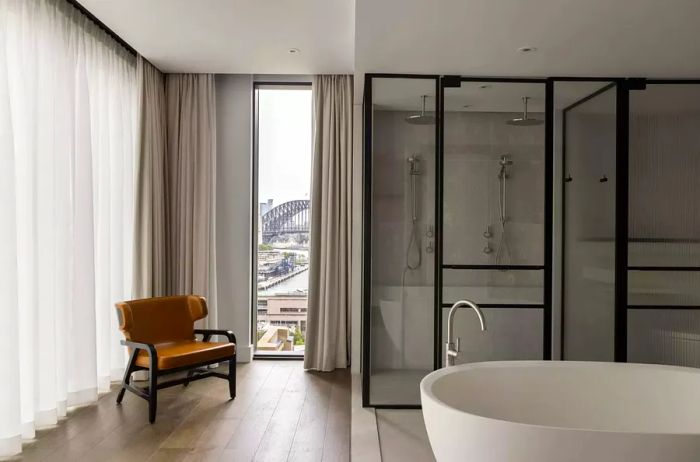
[
  {"xmin": 80, "ymin": 0, "xmax": 700, "ymax": 77},
  {"xmin": 355, "ymin": 0, "xmax": 700, "ymax": 78},
  {"xmin": 78, "ymin": 0, "xmax": 355, "ymax": 74}
]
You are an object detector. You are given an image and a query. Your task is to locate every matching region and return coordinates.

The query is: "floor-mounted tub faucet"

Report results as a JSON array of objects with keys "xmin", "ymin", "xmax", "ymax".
[{"xmin": 445, "ymin": 300, "xmax": 487, "ymax": 367}]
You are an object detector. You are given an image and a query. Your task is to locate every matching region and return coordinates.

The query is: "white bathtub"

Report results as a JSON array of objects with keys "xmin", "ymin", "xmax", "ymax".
[{"xmin": 420, "ymin": 361, "xmax": 700, "ymax": 462}]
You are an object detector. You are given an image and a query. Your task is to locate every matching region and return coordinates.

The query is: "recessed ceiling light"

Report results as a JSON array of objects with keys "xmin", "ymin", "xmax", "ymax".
[
  {"xmin": 479, "ymin": 84, "xmax": 491, "ymax": 90},
  {"xmin": 463, "ymin": 104, "xmax": 471, "ymax": 108},
  {"xmin": 288, "ymin": 48, "xmax": 301, "ymax": 54},
  {"xmin": 518, "ymin": 46, "xmax": 537, "ymax": 53}
]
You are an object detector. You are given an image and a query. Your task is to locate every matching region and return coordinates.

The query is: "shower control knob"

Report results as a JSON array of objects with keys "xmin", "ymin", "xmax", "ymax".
[
  {"xmin": 483, "ymin": 245, "xmax": 493, "ymax": 254},
  {"xmin": 483, "ymin": 227, "xmax": 493, "ymax": 238},
  {"xmin": 426, "ymin": 241, "xmax": 434, "ymax": 254},
  {"xmin": 426, "ymin": 226, "xmax": 434, "ymax": 238}
]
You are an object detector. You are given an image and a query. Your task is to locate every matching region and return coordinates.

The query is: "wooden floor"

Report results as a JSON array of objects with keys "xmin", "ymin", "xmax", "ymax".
[{"xmin": 5, "ymin": 361, "xmax": 350, "ymax": 462}]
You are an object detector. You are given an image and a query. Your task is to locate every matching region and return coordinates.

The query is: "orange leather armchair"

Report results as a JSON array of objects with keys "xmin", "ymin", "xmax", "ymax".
[{"xmin": 115, "ymin": 295, "xmax": 236, "ymax": 423}]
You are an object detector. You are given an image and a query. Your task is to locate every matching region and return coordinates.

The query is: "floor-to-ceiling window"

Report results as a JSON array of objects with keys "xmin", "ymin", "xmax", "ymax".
[{"xmin": 253, "ymin": 83, "xmax": 312, "ymax": 357}]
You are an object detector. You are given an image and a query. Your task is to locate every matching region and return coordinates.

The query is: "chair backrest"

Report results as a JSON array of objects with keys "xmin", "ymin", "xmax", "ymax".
[{"xmin": 115, "ymin": 295, "xmax": 208, "ymax": 344}]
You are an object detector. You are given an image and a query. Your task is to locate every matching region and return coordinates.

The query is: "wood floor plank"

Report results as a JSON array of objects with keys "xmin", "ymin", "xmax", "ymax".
[
  {"xmin": 287, "ymin": 370, "xmax": 335, "ymax": 462},
  {"xmin": 253, "ymin": 364, "xmax": 309, "ymax": 461},
  {"xmin": 4, "ymin": 361, "xmax": 350, "ymax": 462},
  {"xmin": 223, "ymin": 363, "xmax": 295, "ymax": 460}
]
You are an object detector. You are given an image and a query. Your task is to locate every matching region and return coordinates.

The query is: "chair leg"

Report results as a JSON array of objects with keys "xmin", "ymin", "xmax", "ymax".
[
  {"xmin": 148, "ymin": 365, "xmax": 158, "ymax": 424},
  {"xmin": 117, "ymin": 350, "xmax": 138, "ymax": 404},
  {"xmin": 183, "ymin": 369, "xmax": 196, "ymax": 387},
  {"xmin": 228, "ymin": 355, "xmax": 236, "ymax": 400}
]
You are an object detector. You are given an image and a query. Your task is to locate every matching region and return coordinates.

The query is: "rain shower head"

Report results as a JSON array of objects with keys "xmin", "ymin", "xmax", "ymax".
[
  {"xmin": 507, "ymin": 97, "xmax": 544, "ymax": 126},
  {"xmin": 405, "ymin": 95, "xmax": 435, "ymax": 125}
]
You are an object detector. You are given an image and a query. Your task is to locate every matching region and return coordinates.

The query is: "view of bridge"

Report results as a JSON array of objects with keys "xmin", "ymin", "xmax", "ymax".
[
  {"xmin": 257, "ymin": 199, "xmax": 311, "ymax": 354},
  {"xmin": 260, "ymin": 199, "xmax": 310, "ymax": 243}
]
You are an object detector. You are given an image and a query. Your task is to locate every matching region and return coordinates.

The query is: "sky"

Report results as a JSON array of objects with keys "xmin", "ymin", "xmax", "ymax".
[{"xmin": 258, "ymin": 88, "xmax": 312, "ymax": 208}]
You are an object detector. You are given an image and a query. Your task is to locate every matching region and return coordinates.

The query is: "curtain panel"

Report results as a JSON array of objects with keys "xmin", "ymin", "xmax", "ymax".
[
  {"xmin": 0, "ymin": 0, "xmax": 137, "ymax": 455},
  {"xmin": 304, "ymin": 75, "xmax": 353, "ymax": 371},
  {"xmin": 165, "ymin": 74, "xmax": 218, "ymax": 326},
  {"xmin": 133, "ymin": 56, "xmax": 168, "ymax": 298}
]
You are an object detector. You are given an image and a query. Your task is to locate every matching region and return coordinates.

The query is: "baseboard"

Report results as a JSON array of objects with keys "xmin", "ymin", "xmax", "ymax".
[{"xmin": 236, "ymin": 344, "xmax": 253, "ymax": 363}]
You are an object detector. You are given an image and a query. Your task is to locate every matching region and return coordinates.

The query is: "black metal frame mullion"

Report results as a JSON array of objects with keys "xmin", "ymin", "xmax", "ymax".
[
  {"xmin": 443, "ymin": 264, "xmax": 544, "ymax": 270},
  {"xmin": 543, "ymin": 79, "xmax": 554, "ymax": 360},
  {"xmin": 615, "ymin": 81, "xmax": 630, "ymax": 362},
  {"xmin": 441, "ymin": 303, "xmax": 545, "ymax": 309},
  {"xmin": 361, "ymin": 75, "xmax": 372, "ymax": 408},
  {"xmin": 434, "ymin": 76, "xmax": 444, "ymax": 372}
]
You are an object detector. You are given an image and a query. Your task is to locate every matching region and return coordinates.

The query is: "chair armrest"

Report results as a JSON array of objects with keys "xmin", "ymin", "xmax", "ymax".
[
  {"xmin": 120, "ymin": 339, "xmax": 158, "ymax": 361},
  {"xmin": 194, "ymin": 329, "xmax": 237, "ymax": 344}
]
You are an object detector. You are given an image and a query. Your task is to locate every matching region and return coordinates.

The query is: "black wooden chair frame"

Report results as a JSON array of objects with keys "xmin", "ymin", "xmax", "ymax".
[{"xmin": 116, "ymin": 329, "xmax": 237, "ymax": 423}]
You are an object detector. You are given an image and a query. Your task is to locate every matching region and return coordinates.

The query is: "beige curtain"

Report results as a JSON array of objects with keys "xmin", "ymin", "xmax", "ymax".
[
  {"xmin": 133, "ymin": 56, "xmax": 167, "ymax": 298},
  {"xmin": 164, "ymin": 74, "xmax": 218, "ymax": 326},
  {"xmin": 304, "ymin": 75, "xmax": 353, "ymax": 371}
]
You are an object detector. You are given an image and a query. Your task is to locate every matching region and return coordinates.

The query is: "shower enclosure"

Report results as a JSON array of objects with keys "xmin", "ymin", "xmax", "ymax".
[{"xmin": 363, "ymin": 75, "xmax": 700, "ymax": 408}]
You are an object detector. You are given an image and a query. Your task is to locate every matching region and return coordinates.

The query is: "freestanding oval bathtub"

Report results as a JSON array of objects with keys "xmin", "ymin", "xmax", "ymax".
[{"xmin": 420, "ymin": 361, "xmax": 700, "ymax": 462}]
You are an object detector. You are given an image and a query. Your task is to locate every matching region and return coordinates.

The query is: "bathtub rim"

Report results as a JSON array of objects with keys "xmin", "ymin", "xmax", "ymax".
[{"xmin": 420, "ymin": 360, "xmax": 700, "ymax": 436}]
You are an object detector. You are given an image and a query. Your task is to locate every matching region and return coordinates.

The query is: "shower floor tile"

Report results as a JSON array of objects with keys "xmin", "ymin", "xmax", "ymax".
[{"xmin": 369, "ymin": 369, "xmax": 431, "ymax": 405}]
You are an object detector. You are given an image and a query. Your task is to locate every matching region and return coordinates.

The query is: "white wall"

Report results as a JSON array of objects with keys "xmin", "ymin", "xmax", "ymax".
[{"xmin": 216, "ymin": 74, "xmax": 254, "ymax": 362}]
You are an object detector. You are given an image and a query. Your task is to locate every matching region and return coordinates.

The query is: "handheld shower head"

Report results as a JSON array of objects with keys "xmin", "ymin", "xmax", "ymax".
[
  {"xmin": 407, "ymin": 156, "xmax": 422, "ymax": 175},
  {"xmin": 499, "ymin": 155, "xmax": 513, "ymax": 166}
]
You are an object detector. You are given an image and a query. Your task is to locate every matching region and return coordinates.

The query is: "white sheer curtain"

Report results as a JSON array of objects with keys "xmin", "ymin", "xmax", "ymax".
[{"xmin": 0, "ymin": 0, "xmax": 137, "ymax": 456}]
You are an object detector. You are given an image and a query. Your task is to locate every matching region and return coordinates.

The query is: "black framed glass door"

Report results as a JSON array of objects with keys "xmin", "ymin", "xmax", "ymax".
[
  {"xmin": 437, "ymin": 77, "xmax": 552, "ymax": 367},
  {"xmin": 557, "ymin": 80, "xmax": 618, "ymax": 361},
  {"xmin": 362, "ymin": 74, "xmax": 439, "ymax": 407}
]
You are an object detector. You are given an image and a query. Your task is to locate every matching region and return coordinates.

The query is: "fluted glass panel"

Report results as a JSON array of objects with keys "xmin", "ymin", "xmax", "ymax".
[
  {"xmin": 628, "ymin": 87, "xmax": 700, "ymax": 259},
  {"xmin": 627, "ymin": 84, "xmax": 700, "ymax": 369},
  {"xmin": 628, "ymin": 309, "xmax": 700, "ymax": 368},
  {"xmin": 628, "ymin": 271, "xmax": 700, "ymax": 306}
]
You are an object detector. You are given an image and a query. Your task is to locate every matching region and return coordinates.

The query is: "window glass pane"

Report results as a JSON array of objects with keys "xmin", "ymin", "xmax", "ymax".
[{"xmin": 255, "ymin": 86, "xmax": 312, "ymax": 356}]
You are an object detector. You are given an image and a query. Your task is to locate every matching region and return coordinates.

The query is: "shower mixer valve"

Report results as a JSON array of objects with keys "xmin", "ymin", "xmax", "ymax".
[
  {"xmin": 482, "ymin": 225, "xmax": 493, "ymax": 254},
  {"xmin": 426, "ymin": 225, "xmax": 434, "ymax": 254}
]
